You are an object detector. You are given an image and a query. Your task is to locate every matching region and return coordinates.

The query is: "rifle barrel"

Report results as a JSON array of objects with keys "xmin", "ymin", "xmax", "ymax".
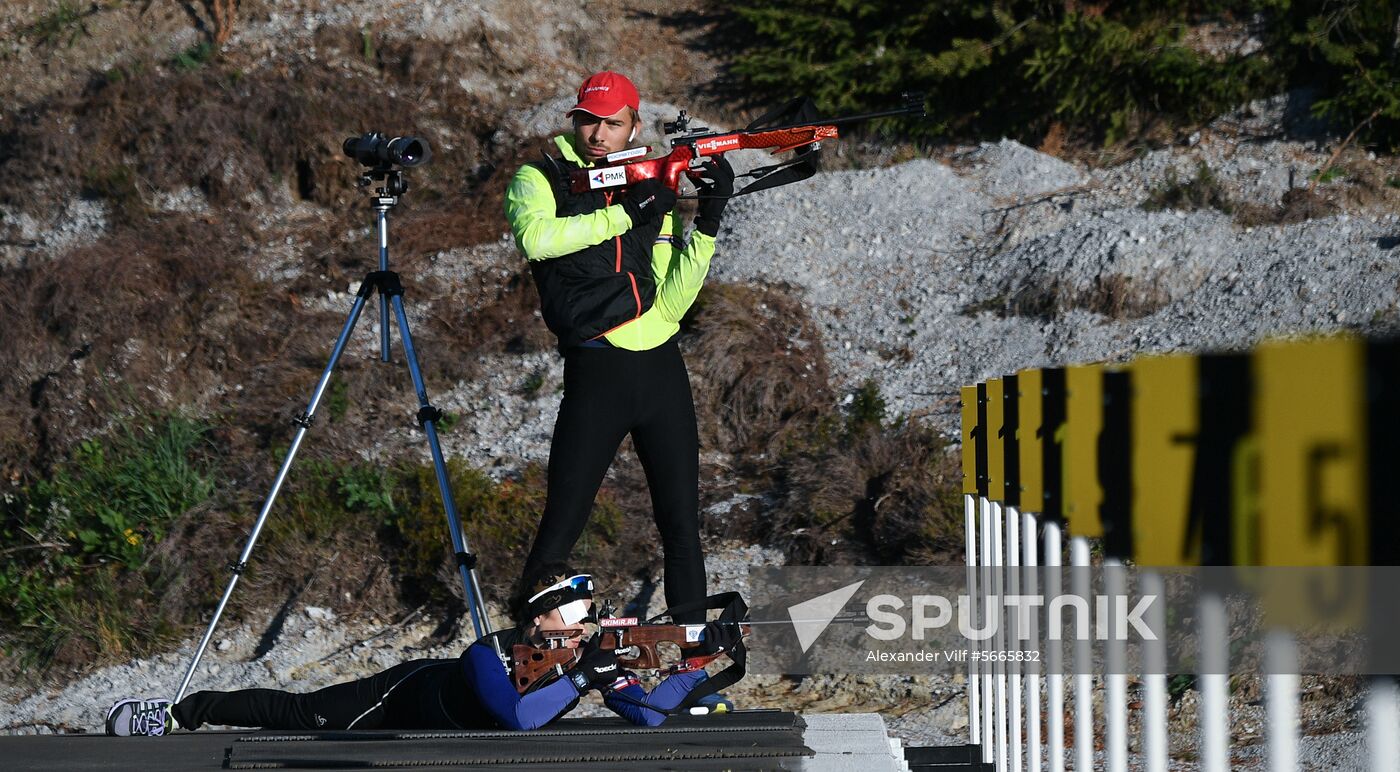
[{"xmin": 671, "ymin": 104, "xmax": 925, "ymax": 147}]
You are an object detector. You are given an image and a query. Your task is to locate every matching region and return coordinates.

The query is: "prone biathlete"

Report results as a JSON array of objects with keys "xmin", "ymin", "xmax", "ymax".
[
  {"xmin": 504, "ymin": 71, "xmax": 734, "ymax": 627},
  {"xmin": 104, "ymin": 565, "xmax": 738, "ymax": 736}
]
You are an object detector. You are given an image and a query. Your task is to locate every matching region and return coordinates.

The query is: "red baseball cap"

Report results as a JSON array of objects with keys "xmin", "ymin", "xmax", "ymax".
[{"xmin": 567, "ymin": 71, "xmax": 640, "ymax": 119}]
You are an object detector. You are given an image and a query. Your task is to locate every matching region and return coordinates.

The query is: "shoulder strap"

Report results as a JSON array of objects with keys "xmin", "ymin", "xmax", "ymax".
[{"xmin": 533, "ymin": 152, "xmax": 575, "ymax": 216}]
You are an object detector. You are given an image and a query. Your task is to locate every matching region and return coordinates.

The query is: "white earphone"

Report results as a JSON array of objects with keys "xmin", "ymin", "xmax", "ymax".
[{"xmin": 628, "ymin": 125, "xmax": 638, "ymax": 143}]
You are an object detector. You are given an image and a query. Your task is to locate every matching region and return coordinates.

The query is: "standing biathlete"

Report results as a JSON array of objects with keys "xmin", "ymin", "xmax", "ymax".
[{"xmin": 505, "ymin": 71, "xmax": 733, "ymax": 625}]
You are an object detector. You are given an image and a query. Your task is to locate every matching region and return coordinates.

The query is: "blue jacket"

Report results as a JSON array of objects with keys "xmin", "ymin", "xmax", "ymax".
[{"xmin": 460, "ymin": 629, "xmax": 706, "ymax": 730}]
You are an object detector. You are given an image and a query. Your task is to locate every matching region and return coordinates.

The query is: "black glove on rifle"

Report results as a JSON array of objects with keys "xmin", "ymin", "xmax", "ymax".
[
  {"xmin": 692, "ymin": 155, "xmax": 734, "ymax": 238},
  {"xmin": 697, "ymin": 620, "xmax": 743, "ymax": 656},
  {"xmin": 621, "ymin": 178, "xmax": 677, "ymax": 226},
  {"xmin": 566, "ymin": 637, "xmax": 621, "ymax": 693}
]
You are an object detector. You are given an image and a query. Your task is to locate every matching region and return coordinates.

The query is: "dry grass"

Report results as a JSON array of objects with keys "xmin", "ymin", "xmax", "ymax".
[
  {"xmin": 0, "ymin": 213, "xmax": 272, "ymax": 477},
  {"xmin": 682, "ymin": 282, "xmax": 836, "ymax": 456},
  {"xmin": 682, "ymin": 281, "xmax": 963, "ymax": 566},
  {"xmin": 964, "ymin": 273, "xmax": 1170, "ymax": 322},
  {"xmin": 764, "ymin": 419, "xmax": 964, "ymax": 566}
]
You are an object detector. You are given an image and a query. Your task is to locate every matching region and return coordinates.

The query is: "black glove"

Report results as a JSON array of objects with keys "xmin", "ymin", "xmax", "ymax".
[
  {"xmin": 692, "ymin": 155, "xmax": 734, "ymax": 237},
  {"xmin": 565, "ymin": 638, "xmax": 621, "ymax": 693},
  {"xmin": 697, "ymin": 620, "xmax": 742, "ymax": 656},
  {"xmin": 621, "ymin": 178, "xmax": 677, "ymax": 226}
]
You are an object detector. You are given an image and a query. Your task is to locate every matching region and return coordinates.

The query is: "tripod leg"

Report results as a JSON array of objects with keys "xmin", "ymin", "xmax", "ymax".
[
  {"xmin": 388, "ymin": 293, "xmax": 494, "ymax": 639},
  {"xmin": 171, "ymin": 291, "xmax": 374, "ymax": 705}
]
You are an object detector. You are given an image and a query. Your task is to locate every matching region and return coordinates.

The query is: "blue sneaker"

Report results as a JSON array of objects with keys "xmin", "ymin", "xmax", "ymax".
[
  {"xmin": 105, "ymin": 697, "xmax": 175, "ymax": 737},
  {"xmin": 695, "ymin": 692, "xmax": 735, "ymax": 714}
]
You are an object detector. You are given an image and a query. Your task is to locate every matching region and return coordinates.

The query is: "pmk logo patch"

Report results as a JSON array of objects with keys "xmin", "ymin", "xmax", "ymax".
[
  {"xmin": 695, "ymin": 136, "xmax": 741, "ymax": 154},
  {"xmin": 589, "ymin": 167, "xmax": 628, "ymax": 189}
]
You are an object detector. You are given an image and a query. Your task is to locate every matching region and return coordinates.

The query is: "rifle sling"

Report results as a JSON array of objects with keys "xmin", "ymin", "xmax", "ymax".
[
  {"xmin": 636, "ymin": 592, "xmax": 749, "ymax": 714},
  {"xmin": 734, "ymin": 153, "xmax": 821, "ymax": 198}
]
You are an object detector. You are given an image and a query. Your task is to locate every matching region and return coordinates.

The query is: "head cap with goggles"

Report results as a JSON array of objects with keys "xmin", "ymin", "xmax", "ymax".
[{"xmin": 525, "ymin": 574, "xmax": 595, "ymax": 626}]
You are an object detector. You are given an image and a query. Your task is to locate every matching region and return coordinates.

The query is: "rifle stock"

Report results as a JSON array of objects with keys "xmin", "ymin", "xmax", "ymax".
[{"xmin": 508, "ymin": 620, "xmax": 752, "ymax": 694}]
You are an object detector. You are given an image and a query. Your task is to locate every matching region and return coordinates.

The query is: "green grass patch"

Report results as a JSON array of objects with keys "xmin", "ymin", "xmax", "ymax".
[
  {"xmin": 1143, "ymin": 162, "xmax": 1233, "ymax": 214},
  {"xmin": 1309, "ymin": 166, "xmax": 1346, "ymax": 184},
  {"xmin": 23, "ymin": 1, "xmax": 88, "ymax": 48},
  {"xmin": 171, "ymin": 42, "xmax": 216, "ymax": 72},
  {"xmin": 0, "ymin": 414, "xmax": 215, "ymax": 666}
]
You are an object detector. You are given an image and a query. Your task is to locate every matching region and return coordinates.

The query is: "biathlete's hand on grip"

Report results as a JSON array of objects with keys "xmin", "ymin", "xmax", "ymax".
[
  {"xmin": 692, "ymin": 155, "xmax": 734, "ymax": 237},
  {"xmin": 697, "ymin": 620, "xmax": 743, "ymax": 656},
  {"xmin": 566, "ymin": 637, "xmax": 621, "ymax": 692},
  {"xmin": 621, "ymin": 178, "xmax": 677, "ymax": 226}
]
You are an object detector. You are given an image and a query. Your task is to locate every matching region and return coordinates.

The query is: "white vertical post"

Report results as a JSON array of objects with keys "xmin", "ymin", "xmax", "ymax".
[
  {"xmin": 1045, "ymin": 522, "xmax": 1065, "ymax": 772},
  {"xmin": 966, "ymin": 494, "xmax": 982, "ymax": 749},
  {"xmin": 1104, "ymin": 558, "xmax": 1127, "ymax": 772},
  {"xmin": 1199, "ymin": 592, "xmax": 1229, "ymax": 772},
  {"xmin": 994, "ymin": 502, "xmax": 1009, "ymax": 772},
  {"xmin": 1265, "ymin": 629, "xmax": 1298, "ymax": 772},
  {"xmin": 1140, "ymin": 571, "xmax": 1168, "ymax": 772},
  {"xmin": 981, "ymin": 497, "xmax": 996, "ymax": 764},
  {"xmin": 1024, "ymin": 512, "xmax": 1041, "ymax": 772},
  {"xmin": 1008, "ymin": 505, "xmax": 1023, "ymax": 772},
  {"xmin": 1070, "ymin": 537, "xmax": 1093, "ymax": 772},
  {"xmin": 1367, "ymin": 677, "xmax": 1399, "ymax": 772}
]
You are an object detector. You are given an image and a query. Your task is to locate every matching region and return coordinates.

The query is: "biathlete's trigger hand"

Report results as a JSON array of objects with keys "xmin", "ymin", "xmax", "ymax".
[
  {"xmin": 621, "ymin": 178, "xmax": 677, "ymax": 226},
  {"xmin": 566, "ymin": 637, "xmax": 621, "ymax": 693},
  {"xmin": 692, "ymin": 156, "xmax": 734, "ymax": 238},
  {"xmin": 692, "ymin": 156, "xmax": 735, "ymax": 195}
]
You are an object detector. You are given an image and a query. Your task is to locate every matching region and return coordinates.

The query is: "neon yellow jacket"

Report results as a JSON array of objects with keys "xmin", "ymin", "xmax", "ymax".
[{"xmin": 504, "ymin": 134, "xmax": 715, "ymax": 351}]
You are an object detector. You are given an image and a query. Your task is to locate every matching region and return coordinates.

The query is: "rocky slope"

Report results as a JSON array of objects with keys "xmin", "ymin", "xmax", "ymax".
[{"xmin": 2, "ymin": 1, "xmax": 1396, "ymax": 763}]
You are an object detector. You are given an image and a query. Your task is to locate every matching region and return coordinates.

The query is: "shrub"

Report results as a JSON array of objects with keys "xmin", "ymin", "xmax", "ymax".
[
  {"xmin": 0, "ymin": 414, "xmax": 215, "ymax": 667},
  {"xmin": 719, "ymin": 1, "xmax": 1400, "ymax": 147},
  {"xmin": 682, "ymin": 282, "xmax": 835, "ymax": 456},
  {"xmin": 721, "ymin": 0, "xmax": 1274, "ymax": 144},
  {"xmin": 1143, "ymin": 162, "xmax": 1234, "ymax": 212},
  {"xmin": 683, "ymin": 283, "xmax": 963, "ymax": 565}
]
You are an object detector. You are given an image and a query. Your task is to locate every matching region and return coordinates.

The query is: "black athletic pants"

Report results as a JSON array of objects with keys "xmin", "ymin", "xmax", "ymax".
[
  {"xmin": 522, "ymin": 338, "xmax": 706, "ymax": 622},
  {"xmin": 172, "ymin": 659, "xmax": 468, "ymax": 731}
]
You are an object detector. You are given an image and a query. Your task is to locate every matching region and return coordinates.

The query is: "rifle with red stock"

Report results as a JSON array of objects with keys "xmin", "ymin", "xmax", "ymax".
[{"xmin": 568, "ymin": 94, "xmax": 926, "ymax": 199}]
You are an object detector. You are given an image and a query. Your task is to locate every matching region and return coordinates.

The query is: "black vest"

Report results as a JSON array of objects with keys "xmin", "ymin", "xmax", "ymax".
[{"xmin": 528, "ymin": 155, "xmax": 661, "ymax": 347}]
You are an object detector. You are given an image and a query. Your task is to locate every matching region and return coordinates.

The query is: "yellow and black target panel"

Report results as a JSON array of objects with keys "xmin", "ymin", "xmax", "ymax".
[
  {"xmin": 1129, "ymin": 353, "xmax": 1253, "ymax": 567},
  {"xmin": 962, "ymin": 383, "xmax": 993, "ymax": 499},
  {"xmin": 1099, "ymin": 369, "xmax": 1132, "ymax": 559},
  {"xmin": 1001, "ymin": 374, "xmax": 1021, "ymax": 508},
  {"xmin": 986, "ymin": 378, "xmax": 1006, "ymax": 503},
  {"xmin": 1369, "ymin": 337, "xmax": 1400, "ymax": 566},
  {"xmin": 1013, "ymin": 368, "xmax": 1066, "ymax": 522},
  {"xmin": 1063, "ymin": 364, "xmax": 1105, "ymax": 540},
  {"xmin": 1254, "ymin": 335, "xmax": 1368, "ymax": 630},
  {"xmin": 1015, "ymin": 369, "xmax": 1045, "ymax": 516},
  {"xmin": 1128, "ymin": 354, "xmax": 1199, "ymax": 566},
  {"xmin": 961, "ymin": 384, "xmax": 981, "ymax": 497},
  {"xmin": 1255, "ymin": 335, "xmax": 1368, "ymax": 568}
]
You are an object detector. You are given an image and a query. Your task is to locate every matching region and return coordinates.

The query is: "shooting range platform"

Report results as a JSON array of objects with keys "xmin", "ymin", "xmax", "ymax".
[{"xmin": 0, "ymin": 711, "xmax": 972, "ymax": 771}]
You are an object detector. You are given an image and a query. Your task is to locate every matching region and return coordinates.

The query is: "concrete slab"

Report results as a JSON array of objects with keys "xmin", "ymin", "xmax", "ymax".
[{"xmin": 799, "ymin": 713, "xmax": 907, "ymax": 772}]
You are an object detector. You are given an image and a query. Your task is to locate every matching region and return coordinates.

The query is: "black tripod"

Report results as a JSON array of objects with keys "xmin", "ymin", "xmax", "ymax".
[{"xmin": 173, "ymin": 164, "xmax": 493, "ymax": 705}]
